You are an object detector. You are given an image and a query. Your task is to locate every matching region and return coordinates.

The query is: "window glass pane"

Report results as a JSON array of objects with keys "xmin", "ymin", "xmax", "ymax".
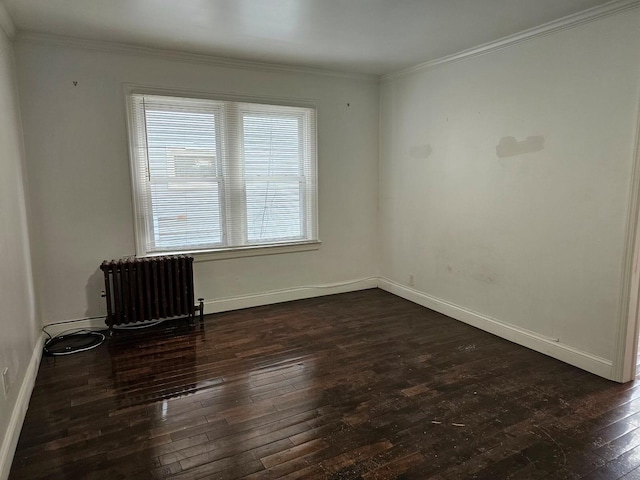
[
  {"xmin": 151, "ymin": 183, "xmax": 223, "ymax": 249},
  {"xmin": 145, "ymin": 109, "xmax": 218, "ymax": 179},
  {"xmin": 173, "ymin": 154, "xmax": 216, "ymax": 177},
  {"xmin": 130, "ymin": 93, "xmax": 316, "ymax": 255},
  {"xmin": 243, "ymin": 115, "xmax": 301, "ymax": 176},
  {"xmin": 246, "ymin": 181, "xmax": 302, "ymax": 242}
]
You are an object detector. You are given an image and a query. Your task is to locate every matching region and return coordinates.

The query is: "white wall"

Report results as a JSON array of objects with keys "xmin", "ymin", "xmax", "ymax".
[
  {"xmin": 14, "ymin": 40, "xmax": 380, "ymax": 325},
  {"xmin": 380, "ymin": 10, "xmax": 640, "ymax": 377},
  {"xmin": 11, "ymin": 8, "xmax": 640, "ymax": 382},
  {"xmin": 0, "ymin": 24, "xmax": 39, "ymax": 479}
]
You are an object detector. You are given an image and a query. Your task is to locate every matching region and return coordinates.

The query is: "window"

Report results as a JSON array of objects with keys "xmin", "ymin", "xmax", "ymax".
[{"xmin": 127, "ymin": 93, "xmax": 318, "ymax": 256}]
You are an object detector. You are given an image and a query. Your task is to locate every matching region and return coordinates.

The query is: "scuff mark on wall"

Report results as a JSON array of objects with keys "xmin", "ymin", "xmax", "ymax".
[
  {"xmin": 443, "ymin": 263, "xmax": 497, "ymax": 285},
  {"xmin": 496, "ymin": 135, "xmax": 544, "ymax": 158},
  {"xmin": 472, "ymin": 272, "xmax": 495, "ymax": 284},
  {"xmin": 410, "ymin": 144, "xmax": 432, "ymax": 159}
]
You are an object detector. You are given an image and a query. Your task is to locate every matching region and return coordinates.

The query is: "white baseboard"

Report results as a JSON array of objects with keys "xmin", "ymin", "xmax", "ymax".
[
  {"xmin": 40, "ymin": 278, "xmax": 379, "ymax": 328},
  {"xmin": 38, "ymin": 276, "xmax": 614, "ymax": 381},
  {"xmin": 43, "ymin": 317, "xmax": 106, "ymax": 337},
  {"xmin": 378, "ymin": 277, "xmax": 614, "ymax": 380},
  {"xmin": 204, "ymin": 277, "xmax": 379, "ymax": 313},
  {"xmin": 0, "ymin": 334, "xmax": 45, "ymax": 480}
]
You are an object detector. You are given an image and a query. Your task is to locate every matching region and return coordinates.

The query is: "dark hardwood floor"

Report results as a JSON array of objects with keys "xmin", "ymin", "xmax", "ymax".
[{"xmin": 9, "ymin": 289, "xmax": 640, "ymax": 479}]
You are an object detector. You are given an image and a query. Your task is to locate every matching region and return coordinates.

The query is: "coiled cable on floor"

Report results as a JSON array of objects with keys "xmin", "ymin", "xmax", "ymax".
[{"xmin": 42, "ymin": 327, "xmax": 105, "ymax": 356}]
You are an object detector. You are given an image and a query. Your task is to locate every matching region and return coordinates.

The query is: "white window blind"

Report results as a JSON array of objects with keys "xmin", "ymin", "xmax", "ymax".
[{"xmin": 128, "ymin": 93, "xmax": 318, "ymax": 255}]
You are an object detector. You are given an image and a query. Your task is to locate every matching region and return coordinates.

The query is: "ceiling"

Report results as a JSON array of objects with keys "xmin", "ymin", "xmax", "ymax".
[{"xmin": 3, "ymin": 0, "xmax": 617, "ymax": 75}]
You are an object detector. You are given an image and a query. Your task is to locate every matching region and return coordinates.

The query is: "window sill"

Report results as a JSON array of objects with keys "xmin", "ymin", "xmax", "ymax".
[{"xmin": 148, "ymin": 241, "xmax": 322, "ymax": 262}]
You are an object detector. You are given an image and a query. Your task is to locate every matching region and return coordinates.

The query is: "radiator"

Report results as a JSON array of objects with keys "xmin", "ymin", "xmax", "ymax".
[{"xmin": 100, "ymin": 255, "xmax": 203, "ymax": 331}]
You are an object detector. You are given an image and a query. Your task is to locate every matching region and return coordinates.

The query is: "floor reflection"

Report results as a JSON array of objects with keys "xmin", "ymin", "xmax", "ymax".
[
  {"xmin": 14, "ymin": 290, "xmax": 640, "ymax": 479},
  {"xmin": 108, "ymin": 319, "xmax": 206, "ymax": 408}
]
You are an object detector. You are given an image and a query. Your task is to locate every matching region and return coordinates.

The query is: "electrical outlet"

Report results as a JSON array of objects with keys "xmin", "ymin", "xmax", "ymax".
[
  {"xmin": 409, "ymin": 274, "xmax": 415, "ymax": 287},
  {"xmin": 2, "ymin": 367, "xmax": 9, "ymax": 398}
]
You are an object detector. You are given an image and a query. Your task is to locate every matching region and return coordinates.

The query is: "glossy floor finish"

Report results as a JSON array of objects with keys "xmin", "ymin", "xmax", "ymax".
[{"xmin": 9, "ymin": 289, "xmax": 640, "ymax": 479}]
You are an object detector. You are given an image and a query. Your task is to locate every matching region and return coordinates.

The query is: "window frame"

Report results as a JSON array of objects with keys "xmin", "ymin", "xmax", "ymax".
[{"xmin": 124, "ymin": 85, "xmax": 320, "ymax": 261}]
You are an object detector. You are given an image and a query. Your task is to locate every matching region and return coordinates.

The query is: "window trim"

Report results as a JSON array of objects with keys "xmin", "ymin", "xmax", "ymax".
[
  {"xmin": 147, "ymin": 240, "xmax": 321, "ymax": 262},
  {"xmin": 124, "ymin": 84, "xmax": 320, "ymax": 261}
]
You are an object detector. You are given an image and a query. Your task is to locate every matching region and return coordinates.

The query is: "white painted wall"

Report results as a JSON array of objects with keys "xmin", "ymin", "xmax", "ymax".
[
  {"xmin": 14, "ymin": 40, "xmax": 380, "ymax": 325},
  {"xmin": 380, "ymin": 10, "xmax": 640, "ymax": 375},
  {"xmin": 10, "ymin": 7, "xmax": 640, "ymax": 382},
  {"xmin": 0, "ymin": 25, "xmax": 39, "ymax": 479}
]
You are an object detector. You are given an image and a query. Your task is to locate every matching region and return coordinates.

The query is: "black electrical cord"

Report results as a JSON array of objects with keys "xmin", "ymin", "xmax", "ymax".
[{"xmin": 42, "ymin": 327, "xmax": 106, "ymax": 356}]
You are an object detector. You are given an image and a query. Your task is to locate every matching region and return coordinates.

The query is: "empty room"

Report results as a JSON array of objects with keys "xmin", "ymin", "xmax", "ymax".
[{"xmin": 1, "ymin": 0, "xmax": 640, "ymax": 478}]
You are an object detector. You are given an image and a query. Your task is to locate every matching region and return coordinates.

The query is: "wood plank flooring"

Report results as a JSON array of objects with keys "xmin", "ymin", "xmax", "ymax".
[{"xmin": 9, "ymin": 289, "xmax": 640, "ymax": 479}]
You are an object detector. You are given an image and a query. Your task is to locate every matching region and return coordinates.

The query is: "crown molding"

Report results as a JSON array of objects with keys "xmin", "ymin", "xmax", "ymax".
[
  {"xmin": 14, "ymin": 31, "xmax": 378, "ymax": 82},
  {"xmin": 0, "ymin": 1, "xmax": 15, "ymax": 39},
  {"xmin": 9, "ymin": 0, "xmax": 638, "ymax": 81},
  {"xmin": 382, "ymin": 0, "xmax": 640, "ymax": 81}
]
